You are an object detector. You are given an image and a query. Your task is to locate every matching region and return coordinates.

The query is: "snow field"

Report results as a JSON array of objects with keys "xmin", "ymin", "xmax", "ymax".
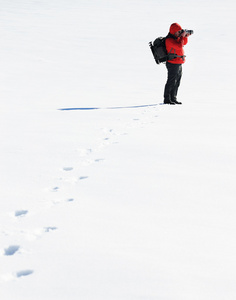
[{"xmin": 1, "ymin": 0, "xmax": 236, "ymax": 299}]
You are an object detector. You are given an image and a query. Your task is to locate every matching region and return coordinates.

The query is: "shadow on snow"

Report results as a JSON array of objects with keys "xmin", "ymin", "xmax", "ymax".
[{"xmin": 58, "ymin": 104, "xmax": 158, "ymax": 111}]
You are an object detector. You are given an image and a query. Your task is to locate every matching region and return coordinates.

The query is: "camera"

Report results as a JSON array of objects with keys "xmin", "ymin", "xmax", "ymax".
[{"xmin": 180, "ymin": 29, "xmax": 194, "ymax": 35}]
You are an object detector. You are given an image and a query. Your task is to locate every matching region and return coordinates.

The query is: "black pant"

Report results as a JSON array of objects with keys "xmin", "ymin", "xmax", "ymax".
[{"xmin": 164, "ymin": 62, "xmax": 182, "ymax": 102}]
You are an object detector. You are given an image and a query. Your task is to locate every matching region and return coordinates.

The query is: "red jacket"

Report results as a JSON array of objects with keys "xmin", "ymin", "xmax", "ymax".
[{"xmin": 165, "ymin": 23, "xmax": 188, "ymax": 64}]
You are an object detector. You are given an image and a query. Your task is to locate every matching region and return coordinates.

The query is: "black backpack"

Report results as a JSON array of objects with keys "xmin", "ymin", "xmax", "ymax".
[
  {"xmin": 149, "ymin": 37, "xmax": 168, "ymax": 64},
  {"xmin": 149, "ymin": 36, "xmax": 184, "ymax": 64}
]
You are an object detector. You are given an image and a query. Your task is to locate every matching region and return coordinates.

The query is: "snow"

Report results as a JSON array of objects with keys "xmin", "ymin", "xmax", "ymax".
[{"xmin": 1, "ymin": 0, "xmax": 236, "ymax": 299}]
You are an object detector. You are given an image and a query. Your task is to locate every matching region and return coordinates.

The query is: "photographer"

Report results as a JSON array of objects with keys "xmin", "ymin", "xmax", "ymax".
[{"xmin": 164, "ymin": 23, "xmax": 192, "ymax": 105}]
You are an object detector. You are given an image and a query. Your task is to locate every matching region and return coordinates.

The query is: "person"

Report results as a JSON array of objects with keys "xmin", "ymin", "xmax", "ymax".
[{"xmin": 163, "ymin": 23, "xmax": 191, "ymax": 105}]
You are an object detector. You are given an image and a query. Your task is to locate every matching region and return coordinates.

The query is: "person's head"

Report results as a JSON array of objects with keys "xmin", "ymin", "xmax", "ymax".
[{"xmin": 169, "ymin": 23, "xmax": 182, "ymax": 37}]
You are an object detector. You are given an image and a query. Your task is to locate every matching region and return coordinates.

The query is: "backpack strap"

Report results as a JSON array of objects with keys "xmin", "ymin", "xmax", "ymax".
[
  {"xmin": 167, "ymin": 48, "xmax": 186, "ymax": 61},
  {"xmin": 166, "ymin": 33, "xmax": 177, "ymax": 40}
]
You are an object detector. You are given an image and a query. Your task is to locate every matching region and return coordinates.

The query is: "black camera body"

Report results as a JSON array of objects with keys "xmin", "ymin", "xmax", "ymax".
[{"xmin": 181, "ymin": 29, "xmax": 194, "ymax": 35}]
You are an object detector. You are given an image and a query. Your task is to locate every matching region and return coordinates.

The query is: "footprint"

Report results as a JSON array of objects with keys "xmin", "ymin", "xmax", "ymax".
[
  {"xmin": 4, "ymin": 245, "xmax": 20, "ymax": 256},
  {"xmin": 44, "ymin": 227, "xmax": 57, "ymax": 233},
  {"xmin": 16, "ymin": 270, "xmax": 34, "ymax": 278},
  {"xmin": 52, "ymin": 187, "xmax": 59, "ymax": 192},
  {"xmin": 15, "ymin": 210, "xmax": 28, "ymax": 217},
  {"xmin": 16, "ymin": 227, "xmax": 57, "ymax": 241},
  {"xmin": 63, "ymin": 167, "xmax": 73, "ymax": 171},
  {"xmin": 79, "ymin": 176, "xmax": 88, "ymax": 180},
  {"xmin": 95, "ymin": 159, "xmax": 104, "ymax": 163},
  {"xmin": 66, "ymin": 198, "xmax": 74, "ymax": 202}
]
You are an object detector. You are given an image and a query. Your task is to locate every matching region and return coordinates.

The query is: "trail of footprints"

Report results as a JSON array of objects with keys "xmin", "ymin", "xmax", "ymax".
[
  {"xmin": 1, "ymin": 107, "xmax": 158, "ymax": 281},
  {"xmin": 2, "ymin": 209, "xmax": 59, "ymax": 280},
  {"xmin": 1, "ymin": 126, "xmax": 118, "ymax": 281}
]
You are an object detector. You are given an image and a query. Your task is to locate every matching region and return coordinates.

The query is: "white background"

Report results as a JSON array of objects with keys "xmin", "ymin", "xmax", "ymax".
[{"xmin": 1, "ymin": 1, "xmax": 236, "ymax": 299}]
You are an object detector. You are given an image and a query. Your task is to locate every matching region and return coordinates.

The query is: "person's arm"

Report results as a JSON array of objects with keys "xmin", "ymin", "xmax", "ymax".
[{"xmin": 180, "ymin": 31, "xmax": 189, "ymax": 46}]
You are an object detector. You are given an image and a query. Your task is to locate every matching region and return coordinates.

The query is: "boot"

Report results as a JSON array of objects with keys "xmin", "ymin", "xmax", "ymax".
[
  {"xmin": 173, "ymin": 100, "xmax": 182, "ymax": 104},
  {"xmin": 171, "ymin": 97, "xmax": 182, "ymax": 105},
  {"xmin": 164, "ymin": 99, "xmax": 175, "ymax": 105}
]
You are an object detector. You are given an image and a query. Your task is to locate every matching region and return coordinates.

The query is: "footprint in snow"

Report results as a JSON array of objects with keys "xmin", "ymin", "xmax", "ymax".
[
  {"xmin": 79, "ymin": 176, "xmax": 88, "ymax": 180},
  {"xmin": 15, "ymin": 210, "xmax": 28, "ymax": 217},
  {"xmin": 63, "ymin": 167, "xmax": 73, "ymax": 171},
  {"xmin": 66, "ymin": 198, "xmax": 74, "ymax": 202},
  {"xmin": 95, "ymin": 159, "xmax": 104, "ymax": 163},
  {"xmin": 16, "ymin": 270, "xmax": 34, "ymax": 278},
  {"xmin": 44, "ymin": 227, "xmax": 57, "ymax": 233},
  {"xmin": 1, "ymin": 270, "xmax": 33, "ymax": 282},
  {"xmin": 4, "ymin": 245, "xmax": 20, "ymax": 256}
]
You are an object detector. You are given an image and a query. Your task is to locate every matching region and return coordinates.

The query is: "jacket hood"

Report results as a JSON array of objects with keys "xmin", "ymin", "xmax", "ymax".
[{"xmin": 169, "ymin": 23, "xmax": 182, "ymax": 35}]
